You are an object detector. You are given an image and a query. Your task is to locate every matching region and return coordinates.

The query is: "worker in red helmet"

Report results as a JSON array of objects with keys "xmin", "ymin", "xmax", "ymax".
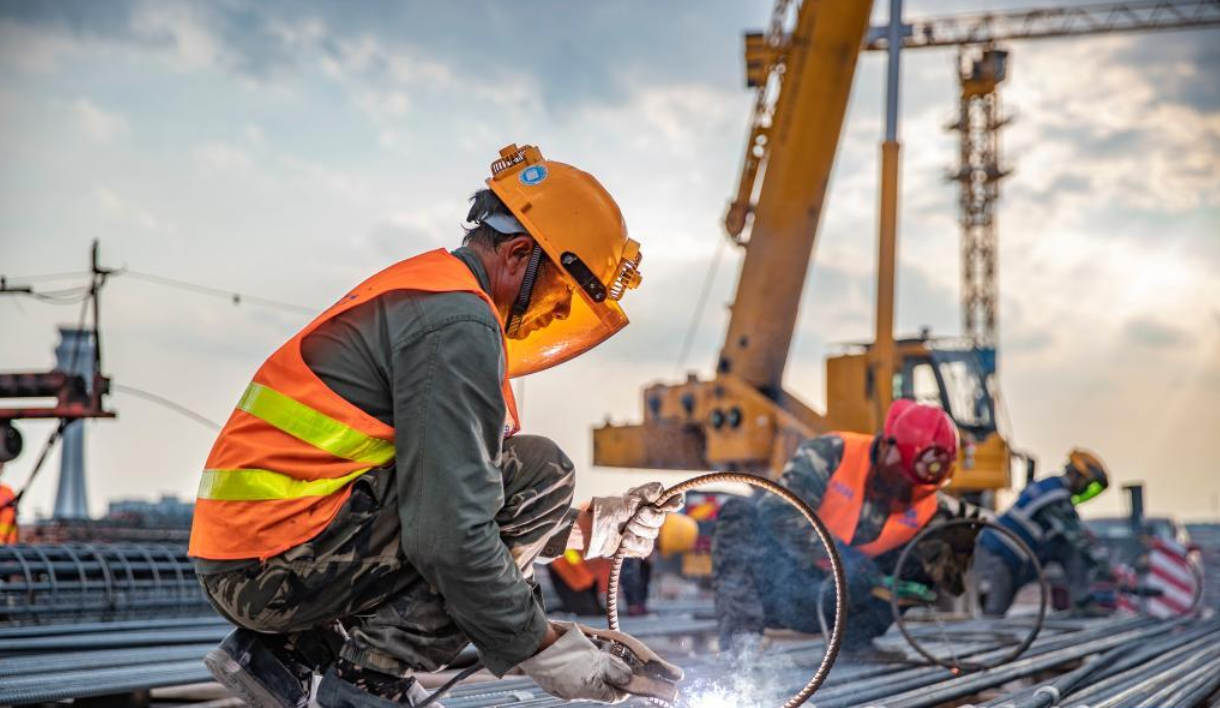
[{"xmin": 714, "ymin": 399, "xmax": 984, "ymax": 651}]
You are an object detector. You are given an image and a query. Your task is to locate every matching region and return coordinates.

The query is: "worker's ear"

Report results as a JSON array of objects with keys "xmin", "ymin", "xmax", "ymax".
[{"xmin": 500, "ymin": 235, "xmax": 537, "ymax": 276}]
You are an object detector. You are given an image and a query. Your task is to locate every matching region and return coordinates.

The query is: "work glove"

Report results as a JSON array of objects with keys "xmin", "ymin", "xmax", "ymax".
[
  {"xmin": 874, "ymin": 575, "xmax": 938, "ymax": 605},
  {"xmin": 517, "ymin": 622, "xmax": 632, "ymax": 703},
  {"xmin": 578, "ymin": 625, "xmax": 684, "ymax": 688},
  {"xmin": 586, "ymin": 482, "xmax": 684, "ymax": 559}
]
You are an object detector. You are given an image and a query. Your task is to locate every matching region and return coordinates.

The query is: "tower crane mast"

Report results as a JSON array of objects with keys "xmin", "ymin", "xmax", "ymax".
[{"xmin": 864, "ymin": 0, "xmax": 1220, "ymax": 346}]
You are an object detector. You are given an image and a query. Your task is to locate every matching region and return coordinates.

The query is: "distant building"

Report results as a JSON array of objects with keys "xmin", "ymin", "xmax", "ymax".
[{"xmin": 107, "ymin": 494, "xmax": 195, "ymax": 526}]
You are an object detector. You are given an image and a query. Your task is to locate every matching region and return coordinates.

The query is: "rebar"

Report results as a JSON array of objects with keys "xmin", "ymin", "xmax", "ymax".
[
  {"xmin": 891, "ymin": 517, "xmax": 1047, "ymax": 672},
  {"xmin": 606, "ymin": 473, "xmax": 847, "ymax": 708},
  {"xmin": 0, "ymin": 542, "xmax": 210, "ymax": 625}
]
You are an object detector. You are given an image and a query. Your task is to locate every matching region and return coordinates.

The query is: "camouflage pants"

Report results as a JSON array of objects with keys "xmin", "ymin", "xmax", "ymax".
[
  {"xmin": 201, "ymin": 435, "xmax": 576, "ymax": 676},
  {"xmin": 712, "ymin": 495, "xmax": 892, "ymax": 650}
]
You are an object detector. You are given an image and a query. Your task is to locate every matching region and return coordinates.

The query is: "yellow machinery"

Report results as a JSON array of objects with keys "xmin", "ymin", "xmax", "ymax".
[{"xmin": 593, "ymin": 0, "xmax": 1012, "ymax": 491}]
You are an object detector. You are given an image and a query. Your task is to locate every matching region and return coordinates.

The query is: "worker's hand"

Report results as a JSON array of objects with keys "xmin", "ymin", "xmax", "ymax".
[
  {"xmin": 940, "ymin": 500, "xmax": 987, "ymax": 555},
  {"xmin": 518, "ymin": 622, "xmax": 631, "ymax": 703},
  {"xmin": 577, "ymin": 625, "xmax": 684, "ymax": 686},
  {"xmin": 914, "ymin": 539, "xmax": 970, "ymax": 596},
  {"xmin": 586, "ymin": 482, "xmax": 684, "ymax": 559}
]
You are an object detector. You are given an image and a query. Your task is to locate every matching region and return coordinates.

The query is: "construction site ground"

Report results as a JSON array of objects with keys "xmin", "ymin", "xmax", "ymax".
[{"xmin": 5, "ymin": 600, "xmax": 1220, "ymax": 708}]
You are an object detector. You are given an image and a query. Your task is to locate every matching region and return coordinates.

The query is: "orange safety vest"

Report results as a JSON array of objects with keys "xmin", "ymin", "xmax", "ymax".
[
  {"xmin": 816, "ymin": 432, "xmax": 938, "ymax": 558},
  {"xmin": 0, "ymin": 484, "xmax": 18, "ymax": 545},
  {"xmin": 189, "ymin": 250, "xmax": 520, "ymax": 560},
  {"xmin": 551, "ymin": 550, "xmax": 597, "ymax": 592}
]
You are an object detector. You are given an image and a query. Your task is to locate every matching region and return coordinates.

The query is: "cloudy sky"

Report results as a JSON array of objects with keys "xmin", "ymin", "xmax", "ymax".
[{"xmin": 1, "ymin": 1, "xmax": 1217, "ymax": 523}]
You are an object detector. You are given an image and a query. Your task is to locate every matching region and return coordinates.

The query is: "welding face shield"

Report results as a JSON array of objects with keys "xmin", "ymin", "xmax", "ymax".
[
  {"xmin": 1070, "ymin": 480, "xmax": 1106, "ymax": 506},
  {"xmin": 1066, "ymin": 448, "xmax": 1110, "ymax": 505},
  {"xmin": 486, "ymin": 144, "xmax": 643, "ymax": 378}
]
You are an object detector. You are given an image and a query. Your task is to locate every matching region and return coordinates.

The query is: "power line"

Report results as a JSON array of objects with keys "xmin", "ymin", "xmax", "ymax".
[
  {"xmin": 112, "ymin": 383, "xmax": 222, "ymax": 431},
  {"xmin": 120, "ymin": 269, "xmax": 315, "ymax": 315},
  {"xmin": 0, "ymin": 270, "xmax": 91, "ymax": 284},
  {"xmin": 674, "ymin": 238, "xmax": 729, "ymax": 375}
]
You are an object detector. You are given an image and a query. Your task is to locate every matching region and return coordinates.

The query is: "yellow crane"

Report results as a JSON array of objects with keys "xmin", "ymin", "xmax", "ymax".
[{"xmin": 594, "ymin": 0, "xmax": 1220, "ymax": 493}]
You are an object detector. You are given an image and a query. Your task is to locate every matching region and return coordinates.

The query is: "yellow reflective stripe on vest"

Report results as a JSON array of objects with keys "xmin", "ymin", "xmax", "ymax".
[
  {"xmin": 238, "ymin": 383, "xmax": 394, "ymax": 465},
  {"xmin": 198, "ymin": 467, "xmax": 370, "ymax": 502}
]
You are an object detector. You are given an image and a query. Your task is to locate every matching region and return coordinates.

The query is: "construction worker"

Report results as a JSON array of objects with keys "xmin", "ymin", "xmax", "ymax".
[
  {"xmin": 713, "ymin": 400, "xmax": 982, "ymax": 651},
  {"xmin": 975, "ymin": 449, "xmax": 1111, "ymax": 616},
  {"xmin": 189, "ymin": 144, "xmax": 682, "ymax": 708},
  {"xmin": 0, "ymin": 461, "xmax": 18, "ymax": 544}
]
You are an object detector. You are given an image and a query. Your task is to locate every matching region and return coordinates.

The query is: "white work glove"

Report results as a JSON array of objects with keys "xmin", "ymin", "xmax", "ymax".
[
  {"xmin": 517, "ymin": 622, "xmax": 632, "ymax": 703},
  {"xmin": 586, "ymin": 482, "xmax": 684, "ymax": 559}
]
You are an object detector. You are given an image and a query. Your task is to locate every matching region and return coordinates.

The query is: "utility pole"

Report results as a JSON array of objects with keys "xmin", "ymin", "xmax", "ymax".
[{"xmin": 873, "ymin": 0, "xmax": 904, "ymax": 420}]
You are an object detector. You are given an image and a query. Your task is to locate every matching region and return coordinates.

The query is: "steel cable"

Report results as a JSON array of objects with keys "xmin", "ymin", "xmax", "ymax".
[{"xmin": 606, "ymin": 473, "xmax": 846, "ymax": 708}]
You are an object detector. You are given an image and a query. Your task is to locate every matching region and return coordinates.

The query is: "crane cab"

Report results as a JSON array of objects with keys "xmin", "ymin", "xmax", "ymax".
[{"xmin": 825, "ymin": 337, "xmax": 1011, "ymax": 492}]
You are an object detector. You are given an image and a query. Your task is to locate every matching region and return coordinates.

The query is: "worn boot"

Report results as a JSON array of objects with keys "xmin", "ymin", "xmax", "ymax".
[
  {"xmin": 204, "ymin": 628, "xmax": 314, "ymax": 708},
  {"xmin": 316, "ymin": 659, "xmax": 440, "ymax": 708}
]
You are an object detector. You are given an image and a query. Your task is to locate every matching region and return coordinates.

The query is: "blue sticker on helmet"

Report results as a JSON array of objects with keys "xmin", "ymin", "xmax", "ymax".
[{"xmin": 520, "ymin": 165, "xmax": 548, "ymax": 186}]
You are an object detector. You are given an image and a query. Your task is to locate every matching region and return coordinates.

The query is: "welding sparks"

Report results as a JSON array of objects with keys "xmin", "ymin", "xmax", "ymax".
[
  {"xmin": 677, "ymin": 685, "xmax": 767, "ymax": 708},
  {"xmin": 674, "ymin": 637, "xmax": 800, "ymax": 708}
]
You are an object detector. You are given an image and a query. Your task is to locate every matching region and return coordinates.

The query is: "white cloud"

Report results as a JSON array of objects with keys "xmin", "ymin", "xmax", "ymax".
[
  {"xmin": 130, "ymin": 1, "xmax": 220, "ymax": 72},
  {"xmin": 356, "ymin": 89, "xmax": 411, "ymax": 122},
  {"xmin": 72, "ymin": 99, "xmax": 129, "ymax": 143},
  {"xmin": 193, "ymin": 142, "xmax": 254, "ymax": 175},
  {"xmin": 0, "ymin": 22, "xmax": 77, "ymax": 72},
  {"xmin": 94, "ymin": 186, "xmax": 174, "ymax": 233}
]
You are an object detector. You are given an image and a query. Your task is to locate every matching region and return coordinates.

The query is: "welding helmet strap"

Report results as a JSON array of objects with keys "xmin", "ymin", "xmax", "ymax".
[{"xmin": 506, "ymin": 244, "xmax": 545, "ymax": 338}]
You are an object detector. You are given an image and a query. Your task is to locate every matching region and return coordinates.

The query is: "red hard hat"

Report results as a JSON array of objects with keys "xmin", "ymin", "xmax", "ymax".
[{"xmin": 883, "ymin": 399, "xmax": 959, "ymax": 486}]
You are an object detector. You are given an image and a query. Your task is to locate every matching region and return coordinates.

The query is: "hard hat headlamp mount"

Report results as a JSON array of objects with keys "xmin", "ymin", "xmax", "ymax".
[{"xmin": 560, "ymin": 251, "xmax": 608, "ymax": 303}]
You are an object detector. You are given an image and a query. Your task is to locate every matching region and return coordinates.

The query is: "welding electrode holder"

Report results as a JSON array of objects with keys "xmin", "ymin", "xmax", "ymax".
[
  {"xmin": 890, "ymin": 517, "xmax": 1049, "ymax": 673},
  {"xmin": 607, "ymin": 473, "xmax": 848, "ymax": 708}
]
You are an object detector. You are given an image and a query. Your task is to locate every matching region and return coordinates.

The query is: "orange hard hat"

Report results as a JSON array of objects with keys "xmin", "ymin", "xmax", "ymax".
[
  {"xmin": 1067, "ymin": 448, "xmax": 1109, "ymax": 504},
  {"xmin": 658, "ymin": 513, "xmax": 699, "ymax": 556},
  {"xmin": 486, "ymin": 144, "xmax": 643, "ymax": 377}
]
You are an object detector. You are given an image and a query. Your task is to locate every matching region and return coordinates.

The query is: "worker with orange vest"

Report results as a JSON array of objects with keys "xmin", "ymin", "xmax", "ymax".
[
  {"xmin": 190, "ymin": 144, "xmax": 682, "ymax": 708},
  {"xmin": 0, "ymin": 461, "xmax": 19, "ymax": 545},
  {"xmin": 713, "ymin": 400, "xmax": 982, "ymax": 651}
]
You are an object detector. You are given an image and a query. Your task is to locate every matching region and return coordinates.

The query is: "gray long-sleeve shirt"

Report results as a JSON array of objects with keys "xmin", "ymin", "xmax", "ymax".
[{"xmin": 196, "ymin": 247, "xmax": 550, "ymax": 674}]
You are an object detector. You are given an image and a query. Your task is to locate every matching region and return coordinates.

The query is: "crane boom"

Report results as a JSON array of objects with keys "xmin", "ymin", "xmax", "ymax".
[
  {"xmin": 864, "ymin": 0, "xmax": 1220, "ymax": 50},
  {"xmin": 720, "ymin": 0, "xmax": 875, "ymax": 397},
  {"xmin": 594, "ymin": 0, "xmax": 876, "ymax": 474}
]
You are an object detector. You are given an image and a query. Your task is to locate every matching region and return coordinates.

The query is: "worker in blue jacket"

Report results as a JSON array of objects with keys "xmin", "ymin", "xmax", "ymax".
[{"xmin": 975, "ymin": 449, "xmax": 1111, "ymax": 616}]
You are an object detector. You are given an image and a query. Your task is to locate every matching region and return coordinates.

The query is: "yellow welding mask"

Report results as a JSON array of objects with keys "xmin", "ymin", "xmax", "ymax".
[{"xmin": 487, "ymin": 144, "xmax": 643, "ymax": 377}]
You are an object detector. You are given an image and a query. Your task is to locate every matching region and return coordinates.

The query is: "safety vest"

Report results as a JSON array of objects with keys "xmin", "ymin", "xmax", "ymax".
[
  {"xmin": 816, "ymin": 432, "xmax": 939, "ymax": 558},
  {"xmin": 980, "ymin": 476, "xmax": 1070, "ymax": 572},
  {"xmin": 551, "ymin": 550, "xmax": 597, "ymax": 592},
  {"xmin": 189, "ymin": 250, "xmax": 520, "ymax": 560},
  {"xmin": 0, "ymin": 484, "xmax": 18, "ymax": 545}
]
